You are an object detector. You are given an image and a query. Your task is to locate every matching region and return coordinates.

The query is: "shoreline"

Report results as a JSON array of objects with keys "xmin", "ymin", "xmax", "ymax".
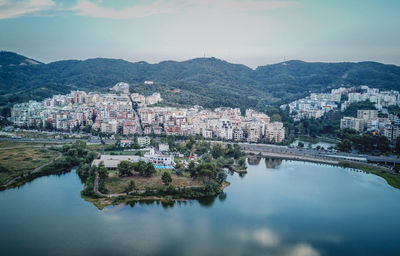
[
  {"xmin": 0, "ymin": 151, "xmax": 63, "ymax": 190},
  {"xmin": 246, "ymin": 151, "xmax": 340, "ymax": 165},
  {"xmin": 247, "ymin": 150, "xmax": 400, "ymax": 189},
  {"xmin": 86, "ymin": 182, "xmax": 231, "ymax": 210}
]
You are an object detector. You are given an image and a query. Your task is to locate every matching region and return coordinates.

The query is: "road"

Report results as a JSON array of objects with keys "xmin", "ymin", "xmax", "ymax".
[
  {"xmin": 0, "ymin": 137, "xmax": 113, "ymax": 144},
  {"xmin": 129, "ymin": 94, "xmax": 143, "ymax": 135},
  {"xmin": 236, "ymin": 142, "xmax": 400, "ymax": 165},
  {"xmin": 2, "ymin": 136, "xmax": 400, "ymax": 165}
]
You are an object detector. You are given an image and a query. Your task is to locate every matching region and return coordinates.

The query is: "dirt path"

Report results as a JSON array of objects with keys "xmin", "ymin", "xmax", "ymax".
[{"xmin": 1, "ymin": 152, "xmax": 62, "ymax": 188}]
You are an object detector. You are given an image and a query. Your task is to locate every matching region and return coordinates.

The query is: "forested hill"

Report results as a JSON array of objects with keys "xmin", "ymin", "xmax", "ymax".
[
  {"xmin": 0, "ymin": 51, "xmax": 42, "ymax": 67},
  {"xmin": 1, "ymin": 51, "xmax": 400, "ymax": 114}
]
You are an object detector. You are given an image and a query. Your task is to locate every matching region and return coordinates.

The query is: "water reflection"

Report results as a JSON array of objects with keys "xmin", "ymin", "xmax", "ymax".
[
  {"xmin": 265, "ymin": 158, "xmax": 283, "ymax": 169},
  {"xmin": 218, "ymin": 191, "xmax": 227, "ymax": 201},
  {"xmin": 238, "ymin": 172, "xmax": 247, "ymax": 178},
  {"xmin": 1, "ymin": 161, "xmax": 400, "ymax": 256},
  {"xmin": 234, "ymin": 227, "xmax": 320, "ymax": 256},
  {"xmin": 124, "ymin": 192, "xmax": 229, "ymax": 209},
  {"xmin": 247, "ymin": 155, "xmax": 262, "ymax": 165}
]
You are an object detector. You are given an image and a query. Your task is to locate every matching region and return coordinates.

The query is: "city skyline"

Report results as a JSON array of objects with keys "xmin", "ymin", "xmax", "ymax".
[{"xmin": 0, "ymin": 0, "xmax": 399, "ymax": 68}]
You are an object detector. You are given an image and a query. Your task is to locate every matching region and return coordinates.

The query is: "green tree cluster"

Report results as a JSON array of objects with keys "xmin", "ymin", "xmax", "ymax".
[
  {"xmin": 162, "ymin": 172, "xmax": 172, "ymax": 185},
  {"xmin": 117, "ymin": 160, "xmax": 156, "ymax": 177}
]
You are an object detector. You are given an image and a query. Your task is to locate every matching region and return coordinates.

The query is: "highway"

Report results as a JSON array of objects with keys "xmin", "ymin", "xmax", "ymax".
[
  {"xmin": 2, "ymin": 136, "xmax": 400, "ymax": 165},
  {"xmin": 236, "ymin": 142, "xmax": 400, "ymax": 164}
]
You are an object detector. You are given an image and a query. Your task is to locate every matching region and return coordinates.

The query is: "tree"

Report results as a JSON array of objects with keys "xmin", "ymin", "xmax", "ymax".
[
  {"xmin": 118, "ymin": 160, "xmax": 134, "ymax": 177},
  {"xmin": 396, "ymin": 137, "xmax": 400, "ymax": 154},
  {"xmin": 98, "ymin": 166, "xmax": 109, "ymax": 179},
  {"xmin": 114, "ymin": 134, "xmax": 121, "ymax": 150},
  {"xmin": 83, "ymin": 124, "xmax": 92, "ymax": 133},
  {"xmin": 201, "ymin": 153, "xmax": 213, "ymax": 163},
  {"xmin": 45, "ymin": 120, "xmax": 53, "ymax": 130},
  {"xmin": 297, "ymin": 142, "xmax": 304, "ymax": 148},
  {"xmin": 196, "ymin": 140, "xmax": 211, "ymax": 154},
  {"xmin": 238, "ymin": 157, "xmax": 246, "ymax": 168},
  {"xmin": 271, "ymin": 114, "xmax": 282, "ymax": 122},
  {"xmin": 136, "ymin": 161, "xmax": 156, "ymax": 177},
  {"xmin": 216, "ymin": 171, "xmax": 227, "ymax": 183},
  {"xmin": 74, "ymin": 140, "xmax": 87, "ymax": 156},
  {"xmin": 161, "ymin": 172, "xmax": 172, "ymax": 185},
  {"xmin": 150, "ymin": 138, "xmax": 158, "ymax": 147},
  {"xmin": 187, "ymin": 160, "xmax": 197, "ymax": 177},
  {"xmin": 77, "ymin": 163, "xmax": 90, "ymax": 181},
  {"xmin": 124, "ymin": 180, "xmax": 136, "ymax": 194},
  {"xmin": 211, "ymin": 143, "xmax": 224, "ymax": 159},
  {"xmin": 145, "ymin": 162, "xmax": 156, "ymax": 177},
  {"xmin": 135, "ymin": 161, "xmax": 147, "ymax": 176},
  {"xmin": 233, "ymin": 144, "xmax": 242, "ymax": 159},
  {"xmin": 85, "ymin": 151, "xmax": 98, "ymax": 163},
  {"xmin": 199, "ymin": 168, "xmax": 213, "ymax": 180},
  {"xmin": 337, "ymin": 139, "xmax": 352, "ymax": 152},
  {"xmin": 197, "ymin": 163, "xmax": 217, "ymax": 180},
  {"xmin": 133, "ymin": 137, "xmax": 140, "ymax": 149},
  {"xmin": 175, "ymin": 161, "xmax": 184, "ymax": 169},
  {"xmin": 186, "ymin": 136, "xmax": 195, "ymax": 150}
]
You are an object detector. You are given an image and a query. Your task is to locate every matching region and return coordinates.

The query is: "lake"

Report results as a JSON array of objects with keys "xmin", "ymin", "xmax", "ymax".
[
  {"xmin": 1, "ymin": 159, "xmax": 399, "ymax": 256},
  {"xmin": 290, "ymin": 139, "xmax": 335, "ymax": 149}
]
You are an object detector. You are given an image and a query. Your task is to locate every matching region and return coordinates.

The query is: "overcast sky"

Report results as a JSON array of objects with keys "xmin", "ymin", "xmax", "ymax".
[{"xmin": 0, "ymin": 0, "xmax": 399, "ymax": 68}]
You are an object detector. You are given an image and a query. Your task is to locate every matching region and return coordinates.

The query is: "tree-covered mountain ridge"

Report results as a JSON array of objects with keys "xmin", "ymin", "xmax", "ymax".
[{"xmin": 1, "ymin": 51, "xmax": 399, "ymax": 113}]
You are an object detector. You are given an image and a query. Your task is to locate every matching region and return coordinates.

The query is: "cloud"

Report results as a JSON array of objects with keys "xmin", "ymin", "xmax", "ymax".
[
  {"xmin": 289, "ymin": 243, "xmax": 320, "ymax": 256},
  {"xmin": 189, "ymin": 0, "xmax": 295, "ymax": 13},
  {"xmin": 72, "ymin": 0, "xmax": 179, "ymax": 19},
  {"xmin": 235, "ymin": 227, "xmax": 321, "ymax": 256},
  {"xmin": 237, "ymin": 228, "xmax": 280, "ymax": 247},
  {"xmin": 0, "ymin": 0, "xmax": 56, "ymax": 19},
  {"xmin": 0, "ymin": 0, "xmax": 295, "ymax": 20}
]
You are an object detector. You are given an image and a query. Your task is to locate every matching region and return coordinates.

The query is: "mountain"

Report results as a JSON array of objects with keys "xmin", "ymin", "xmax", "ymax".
[
  {"xmin": 1, "ymin": 52, "xmax": 400, "ymax": 114},
  {"xmin": 0, "ymin": 51, "xmax": 41, "ymax": 67}
]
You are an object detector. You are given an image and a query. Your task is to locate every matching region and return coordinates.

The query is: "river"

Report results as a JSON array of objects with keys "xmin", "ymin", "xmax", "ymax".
[{"xmin": 1, "ymin": 160, "xmax": 399, "ymax": 256}]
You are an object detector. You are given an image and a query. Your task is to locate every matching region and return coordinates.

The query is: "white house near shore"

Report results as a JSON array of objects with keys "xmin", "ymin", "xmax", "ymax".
[{"xmin": 92, "ymin": 147, "xmax": 175, "ymax": 170}]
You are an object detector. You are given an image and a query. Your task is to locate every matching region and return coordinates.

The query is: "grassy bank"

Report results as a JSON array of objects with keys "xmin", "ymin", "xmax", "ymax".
[
  {"xmin": 1, "ymin": 140, "xmax": 98, "ymax": 190},
  {"xmin": 339, "ymin": 161, "xmax": 400, "ymax": 189},
  {"xmin": 106, "ymin": 170, "xmax": 202, "ymax": 194},
  {"xmin": 0, "ymin": 142, "xmax": 59, "ymax": 186}
]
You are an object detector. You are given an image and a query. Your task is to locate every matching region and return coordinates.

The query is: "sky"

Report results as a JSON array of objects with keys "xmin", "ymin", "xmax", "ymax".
[{"xmin": 0, "ymin": 0, "xmax": 399, "ymax": 68}]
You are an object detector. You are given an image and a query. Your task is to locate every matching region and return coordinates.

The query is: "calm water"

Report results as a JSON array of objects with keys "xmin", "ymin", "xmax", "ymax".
[
  {"xmin": 1, "ymin": 160, "xmax": 400, "ymax": 256},
  {"xmin": 290, "ymin": 139, "xmax": 335, "ymax": 149}
]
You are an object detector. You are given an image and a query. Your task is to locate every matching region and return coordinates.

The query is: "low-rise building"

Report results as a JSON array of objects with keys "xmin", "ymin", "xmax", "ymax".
[
  {"xmin": 159, "ymin": 144, "xmax": 170, "ymax": 152},
  {"xmin": 137, "ymin": 136, "xmax": 151, "ymax": 147},
  {"xmin": 357, "ymin": 110, "xmax": 378, "ymax": 122},
  {"xmin": 233, "ymin": 128, "xmax": 244, "ymax": 141},
  {"xmin": 123, "ymin": 121, "xmax": 137, "ymax": 135},
  {"xmin": 101, "ymin": 120, "xmax": 118, "ymax": 134},
  {"xmin": 92, "ymin": 155, "xmax": 147, "ymax": 170},
  {"xmin": 265, "ymin": 122, "xmax": 285, "ymax": 143},
  {"xmin": 340, "ymin": 117, "xmax": 364, "ymax": 132},
  {"xmin": 384, "ymin": 124, "xmax": 400, "ymax": 142}
]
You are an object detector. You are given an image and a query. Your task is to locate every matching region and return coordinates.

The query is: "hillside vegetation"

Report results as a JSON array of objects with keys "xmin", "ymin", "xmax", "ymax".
[{"xmin": 1, "ymin": 51, "xmax": 399, "ymax": 115}]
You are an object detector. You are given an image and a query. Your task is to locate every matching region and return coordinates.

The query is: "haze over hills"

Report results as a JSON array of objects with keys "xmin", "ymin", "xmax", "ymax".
[{"xmin": 1, "ymin": 51, "xmax": 400, "ymax": 114}]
